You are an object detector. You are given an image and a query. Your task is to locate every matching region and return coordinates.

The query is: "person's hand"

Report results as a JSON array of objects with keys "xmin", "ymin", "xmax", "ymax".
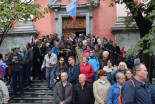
[
  {"xmin": 12, "ymin": 59, "xmax": 16, "ymax": 63},
  {"xmin": 49, "ymin": 63, "xmax": 52, "ymax": 66},
  {"xmin": 53, "ymin": 79, "xmax": 57, "ymax": 83},
  {"xmin": 15, "ymin": 60, "xmax": 18, "ymax": 64},
  {"xmin": 37, "ymin": 59, "xmax": 40, "ymax": 62}
]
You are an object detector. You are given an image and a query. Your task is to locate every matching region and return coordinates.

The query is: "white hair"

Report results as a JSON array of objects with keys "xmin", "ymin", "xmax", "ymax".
[
  {"xmin": 103, "ymin": 51, "xmax": 109, "ymax": 57},
  {"xmin": 118, "ymin": 62, "xmax": 128, "ymax": 70},
  {"xmin": 79, "ymin": 74, "xmax": 86, "ymax": 79},
  {"xmin": 61, "ymin": 72, "xmax": 68, "ymax": 78},
  {"xmin": 116, "ymin": 72, "xmax": 124, "ymax": 80}
]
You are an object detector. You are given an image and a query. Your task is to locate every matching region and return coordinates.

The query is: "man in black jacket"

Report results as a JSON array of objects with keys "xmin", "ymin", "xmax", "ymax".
[
  {"xmin": 7, "ymin": 46, "xmax": 24, "ymax": 99},
  {"xmin": 24, "ymin": 42, "xmax": 33, "ymax": 88},
  {"xmin": 73, "ymin": 74, "xmax": 94, "ymax": 104},
  {"xmin": 32, "ymin": 40, "xmax": 41, "ymax": 80}
]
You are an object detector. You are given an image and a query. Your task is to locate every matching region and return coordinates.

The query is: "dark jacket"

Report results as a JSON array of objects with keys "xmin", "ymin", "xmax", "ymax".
[
  {"xmin": 111, "ymin": 70, "xmax": 125, "ymax": 85},
  {"xmin": 33, "ymin": 45, "xmax": 41, "ymax": 63},
  {"xmin": 147, "ymin": 82, "xmax": 155, "ymax": 103},
  {"xmin": 24, "ymin": 48, "xmax": 33, "ymax": 64},
  {"xmin": 73, "ymin": 83, "xmax": 94, "ymax": 104},
  {"xmin": 53, "ymin": 65, "xmax": 68, "ymax": 80},
  {"xmin": 6, "ymin": 53, "xmax": 24, "ymax": 72},
  {"xmin": 121, "ymin": 77, "xmax": 152, "ymax": 104},
  {"xmin": 68, "ymin": 65, "xmax": 80, "ymax": 86},
  {"xmin": 53, "ymin": 81, "xmax": 73, "ymax": 104}
]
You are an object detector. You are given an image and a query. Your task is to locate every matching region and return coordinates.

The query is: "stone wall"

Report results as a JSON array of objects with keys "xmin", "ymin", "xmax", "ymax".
[
  {"xmin": 0, "ymin": 34, "xmax": 31, "ymax": 56},
  {"xmin": 115, "ymin": 31, "xmax": 140, "ymax": 51}
]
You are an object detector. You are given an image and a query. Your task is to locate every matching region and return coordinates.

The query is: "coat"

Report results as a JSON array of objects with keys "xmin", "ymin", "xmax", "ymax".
[
  {"xmin": 93, "ymin": 79, "xmax": 111, "ymax": 104},
  {"xmin": 121, "ymin": 77, "xmax": 152, "ymax": 104},
  {"xmin": 108, "ymin": 83, "xmax": 121, "ymax": 104},
  {"xmin": 53, "ymin": 81, "xmax": 73, "ymax": 104},
  {"xmin": 6, "ymin": 53, "xmax": 24, "ymax": 72},
  {"xmin": 73, "ymin": 83, "xmax": 94, "ymax": 104},
  {"xmin": 41, "ymin": 53, "xmax": 57, "ymax": 69},
  {"xmin": 88, "ymin": 56, "xmax": 100, "ymax": 73},
  {"xmin": 75, "ymin": 46, "xmax": 83, "ymax": 65},
  {"xmin": 68, "ymin": 65, "xmax": 80, "ymax": 86},
  {"xmin": 0, "ymin": 80, "xmax": 9, "ymax": 103},
  {"xmin": 79, "ymin": 63, "xmax": 95, "ymax": 82},
  {"xmin": 95, "ymin": 49, "xmax": 103, "ymax": 66}
]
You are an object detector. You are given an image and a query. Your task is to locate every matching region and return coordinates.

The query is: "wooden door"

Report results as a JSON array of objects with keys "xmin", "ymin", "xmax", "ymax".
[{"xmin": 63, "ymin": 17, "xmax": 86, "ymax": 40}]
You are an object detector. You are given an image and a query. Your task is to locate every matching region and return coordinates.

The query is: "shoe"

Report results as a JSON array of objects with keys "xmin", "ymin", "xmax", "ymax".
[
  {"xmin": 21, "ymin": 94, "xmax": 24, "ymax": 99},
  {"xmin": 26, "ymin": 85, "xmax": 31, "ymax": 89},
  {"xmin": 11, "ymin": 94, "xmax": 16, "ymax": 100}
]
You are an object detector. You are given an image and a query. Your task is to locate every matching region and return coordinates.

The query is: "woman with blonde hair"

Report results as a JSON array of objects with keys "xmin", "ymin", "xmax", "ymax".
[
  {"xmin": 111, "ymin": 62, "xmax": 127, "ymax": 85},
  {"xmin": 93, "ymin": 70, "xmax": 111, "ymax": 104}
]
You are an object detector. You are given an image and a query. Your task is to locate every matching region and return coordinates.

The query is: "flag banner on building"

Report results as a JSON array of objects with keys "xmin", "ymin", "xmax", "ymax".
[
  {"xmin": 30, "ymin": 35, "xmax": 33, "ymax": 46},
  {"xmin": 66, "ymin": 0, "xmax": 77, "ymax": 22},
  {"xmin": 0, "ymin": 64, "xmax": 6, "ymax": 77}
]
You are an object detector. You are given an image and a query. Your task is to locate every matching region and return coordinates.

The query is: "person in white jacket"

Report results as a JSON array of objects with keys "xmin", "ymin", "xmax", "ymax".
[
  {"xmin": 0, "ymin": 79, "xmax": 9, "ymax": 104},
  {"xmin": 41, "ymin": 47, "xmax": 57, "ymax": 88}
]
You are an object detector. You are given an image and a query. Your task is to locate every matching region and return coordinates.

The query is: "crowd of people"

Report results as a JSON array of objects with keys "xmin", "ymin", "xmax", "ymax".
[{"xmin": 0, "ymin": 33, "xmax": 155, "ymax": 104}]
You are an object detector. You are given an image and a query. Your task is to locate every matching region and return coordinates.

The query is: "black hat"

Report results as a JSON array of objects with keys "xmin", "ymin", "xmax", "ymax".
[{"xmin": 47, "ymin": 47, "xmax": 51, "ymax": 51}]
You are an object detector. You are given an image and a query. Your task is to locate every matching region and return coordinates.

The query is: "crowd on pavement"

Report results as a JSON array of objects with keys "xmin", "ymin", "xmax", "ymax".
[{"xmin": 0, "ymin": 33, "xmax": 155, "ymax": 104}]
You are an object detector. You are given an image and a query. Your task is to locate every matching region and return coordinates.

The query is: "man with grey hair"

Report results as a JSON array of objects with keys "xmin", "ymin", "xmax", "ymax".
[
  {"xmin": 53, "ymin": 72, "xmax": 73, "ymax": 104},
  {"xmin": 121, "ymin": 63, "xmax": 152, "ymax": 104},
  {"xmin": 108, "ymin": 72, "xmax": 125, "ymax": 104},
  {"xmin": 73, "ymin": 74, "xmax": 94, "ymax": 104}
]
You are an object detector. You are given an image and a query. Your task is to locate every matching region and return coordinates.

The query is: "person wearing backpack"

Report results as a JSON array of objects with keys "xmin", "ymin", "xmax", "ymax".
[{"xmin": 120, "ymin": 63, "xmax": 152, "ymax": 104}]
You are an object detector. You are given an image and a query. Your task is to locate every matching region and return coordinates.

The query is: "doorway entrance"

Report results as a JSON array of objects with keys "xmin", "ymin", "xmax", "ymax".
[{"xmin": 62, "ymin": 17, "xmax": 86, "ymax": 40}]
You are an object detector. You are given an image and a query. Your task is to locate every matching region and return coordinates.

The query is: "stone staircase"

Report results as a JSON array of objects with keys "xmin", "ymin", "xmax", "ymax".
[{"xmin": 9, "ymin": 80, "xmax": 55, "ymax": 104}]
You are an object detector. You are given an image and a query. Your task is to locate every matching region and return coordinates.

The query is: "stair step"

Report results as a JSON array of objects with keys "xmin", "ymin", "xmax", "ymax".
[
  {"xmin": 9, "ymin": 80, "xmax": 55, "ymax": 103},
  {"xmin": 10, "ymin": 102, "xmax": 55, "ymax": 104},
  {"xmin": 10, "ymin": 92, "xmax": 53, "ymax": 95},
  {"xmin": 10, "ymin": 98, "xmax": 54, "ymax": 103}
]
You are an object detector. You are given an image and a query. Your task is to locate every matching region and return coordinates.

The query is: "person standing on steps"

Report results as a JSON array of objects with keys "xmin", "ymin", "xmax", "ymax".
[
  {"xmin": 6, "ymin": 46, "xmax": 25, "ymax": 99},
  {"xmin": 53, "ymin": 72, "xmax": 73, "ymax": 104},
  {"xmin": 68, "ymin": 56, "xmax": 80, "ymax": 86},
  {"xmin": 41, "ymin": 47, "xmax": 57, "ymax": 89}
]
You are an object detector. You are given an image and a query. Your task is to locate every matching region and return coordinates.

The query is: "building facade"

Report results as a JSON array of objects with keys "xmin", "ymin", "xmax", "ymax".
[{"xmin": 1, "ymin": 0, "xmax": 152, "ymax": 55}]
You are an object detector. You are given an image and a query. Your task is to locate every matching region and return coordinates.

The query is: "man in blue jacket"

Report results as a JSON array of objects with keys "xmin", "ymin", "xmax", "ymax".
[
  {"xmin": 121, "ymin": 63, "xmax": 152, "ymax": 104},
  {"xmin": 108, "ymin": 72, "xmax": 125, "ymax": 104},
  {"xmin": 88, "ymin": 49, "xmax": 100, "ymax": 82},
  {"xmin": 68, "ymin": 56, "xmax": 80, "ymax": 86}
]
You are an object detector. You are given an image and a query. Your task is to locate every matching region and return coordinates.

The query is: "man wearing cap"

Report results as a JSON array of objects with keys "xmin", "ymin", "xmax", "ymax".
[
  {"xmin": 41, "ymin": 47, "xmax": 57, "ymax": 88},
  {"xmin": 6, "ymin": 45, "xmax": 24, "ymax": 99}
]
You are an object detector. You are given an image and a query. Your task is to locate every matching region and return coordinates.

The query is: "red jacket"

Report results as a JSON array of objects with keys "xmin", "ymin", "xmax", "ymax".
[{"xmin": 79, "ymin": 63, "xmax": 95, "ymax": 82}]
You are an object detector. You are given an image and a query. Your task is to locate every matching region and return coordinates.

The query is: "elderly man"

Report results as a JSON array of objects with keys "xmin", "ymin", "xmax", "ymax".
[
  {"xmin": 73, "ymin": 74, "xmax": 94, "ymax": 104},
  {"xmin": 108, "ymin": 72, "xmax": 125, "ymax": 104},
  {"xmin": 41, "ymin": 47, "xmax": 57, "ymax": 88},
  {"xmin": 121, "ymin": 63, "xmax": 152, "ymax": 104},
  {"xmin": 53, "ymin": 72, "xmax": 73, "ymax": 104}
]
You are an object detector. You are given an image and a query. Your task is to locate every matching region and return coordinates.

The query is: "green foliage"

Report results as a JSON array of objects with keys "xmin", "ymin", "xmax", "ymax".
[
  {"xmin": 0, "ymin": 0, "xmax": 51, "ymax": 32},
  {"xmin": 126, "ymin": 27, "xmax": 155, "ymax": 56}
]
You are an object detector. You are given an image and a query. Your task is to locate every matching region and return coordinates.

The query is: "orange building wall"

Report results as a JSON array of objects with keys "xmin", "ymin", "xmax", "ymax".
[
  {"xmin": 34, "ymin": 0, "xmax": 55, "ymax": 38},
  {"xmin": 93, "ymin": 0, "xmax": 117, "ymax": 42},
  {"xmin": 33, "ymin": 0, "xmax": 117, "ymax": 41}
]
